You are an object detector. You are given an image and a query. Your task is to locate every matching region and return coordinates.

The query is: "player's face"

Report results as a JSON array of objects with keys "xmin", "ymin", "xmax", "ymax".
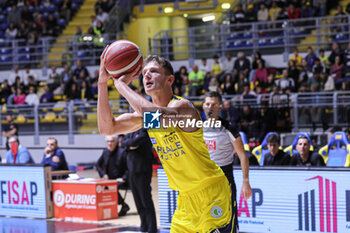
[
  {"xmin": 142, "ymin": 61, "xmax": 169, "ymax": 95},
  {"xmin": 267, "ymin": 142, "xmax": 279, "ymax": 156},
  {"xmin": 296, "ymin": 138, "xmax": 310, "ymax": 156},
  {"xmin": 106, "ymin": 136, "xmax": 117, "ymax": 152},
  {"xmin": 203, "ymin": 97, "xmax": 222, "ymax": 119}
]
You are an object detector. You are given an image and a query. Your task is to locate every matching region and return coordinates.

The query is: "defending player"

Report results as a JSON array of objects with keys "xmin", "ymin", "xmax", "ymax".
[
  {"xmin": 98, "ymin": 47, "xmax": 240, "ymax": 232},
  {"xmin": 203, "ymin": 92, "xmax": 253, "ymax": 232}
]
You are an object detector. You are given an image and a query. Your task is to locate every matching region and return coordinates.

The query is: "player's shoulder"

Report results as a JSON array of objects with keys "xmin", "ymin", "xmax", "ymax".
[{"xmin": 168, "ymin": 96, "xmax": 192, "ymax": 108}]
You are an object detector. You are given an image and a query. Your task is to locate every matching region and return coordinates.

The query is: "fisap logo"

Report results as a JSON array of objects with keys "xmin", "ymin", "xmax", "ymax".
[
  {"xmin": 143, "ymin": 110, "xmax": 161, "ymax": 129},
  {"xmin": 298, "ymin": 176, "xmax": 337, "ymax": 232}
]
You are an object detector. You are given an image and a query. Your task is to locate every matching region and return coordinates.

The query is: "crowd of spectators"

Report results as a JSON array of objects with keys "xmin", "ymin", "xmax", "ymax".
[{"xmin": 0, "ymin": 59, "xmax": 98, "ymax": 107}]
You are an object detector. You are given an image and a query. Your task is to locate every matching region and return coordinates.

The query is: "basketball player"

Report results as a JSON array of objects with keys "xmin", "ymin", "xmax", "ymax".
[
  {"xmin": 98, "ymin": 47, "xmax": 241, "ymax": 232},
  {"xmin": 203, "ymin": 92, "xmax": 253, "ymax": 232}
]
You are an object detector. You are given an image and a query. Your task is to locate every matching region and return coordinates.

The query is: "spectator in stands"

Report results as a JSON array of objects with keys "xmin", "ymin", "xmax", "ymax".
[
  {"xmin": 332, "ymin": 5, "xmax": 347, "ymax": 34},
  {"xmin": 96, "ymin": 7, "xmax": 108, "ymax": 24},
  {"xmin": 60, "ymin": 64, "xmax": 73, "ymax": 84},
  {"xmin": 245, "ymin": 4, "xmax": 257, "ymax": 23},
  {"xmin": 263, "ymin": 134, "xmax": 290, "ymax": 166},
  {"xmin": 330, "ymin": 55, "xmax": 344, "ymax": 89},
  {"xmin": 312, "ymin": 58, "xmax": 326, "ymax": 75},
  {"xmin": 234, "ymin": 52, "xmax": 250, "ymax": 80},
  {"xmin": 180, "ymin": 75, "xmax": 190, "ymax": 97},
  {"xmin": 268, "ymin": 1, "xmax": 281, "ymax": 28},
  {"xmin": 90, "ymin": 69, "xmax": 99, "ymax": 95},
  {"xmin": 221, "ymin": 74, "xmax": 235, "ymax": 95},
  {"xmin": 6, "ymin": 136, "xmax": 34, "ymax": 164},
  {"xmin": 236, "ymin": 72, "xmax": 249, "ymax": 94},
  {"xmin": 289, "ymin": 48, "xmax": 303, "ymax": 69},
  {"xmin": 2, "ymin": 113, "xmax": 18, "ymax": 150},
  {"xmin": 105, "ymin": 0, "xmax": 115, "ymax": 11},
  {"xmin": 220, "ymin": 52, "xmax": 235, "ymax": 84},
  {"xmin": 9, "ymin": 66, "xmax": 23, "ymax": 86},
  {"xmin": 73, "ymin": 59, "xmax": 89, "ymax": 78},
  {"xmin": 239, "ymin": 105, "xmax": 257, "ymax": 139},
  {"xmin": 122, "ymin": 129, "xmax": 157, "ymax": 232},
  {"xmin": 60, "ymin": 0, "xmax": 72, "ymax": 22},
  {"xmin": 257, "ymin": 102, "xmax": 276, "ymax": 142},
  {"xmin": 287, "ymin": 60, "xmax": 300, "ymax": 89},
  {"xmin": 80, "ymin": 80, "xmax": 94, "ymax": 101},
  {"xmin": 199, "ymin": 58, "xmax": 211, "ymax": 91},
  {"xmin": 21, "ymin": 5, "xmax": 34, "ymax": 25},
  {"xmin": 299, "ymin": 2, "xmax": 314, "ymax": 20},
  {"xmin": 276, "ymin": 69, "xmax": 295, "ymax": 91},
  {"xmin": 174, "ymin": 66, "xmax": 187, "ymax": 94},
  {"xmin": 95, "ymin": 0, "xmax": 107, "ymax": 14},
  {"xmin": 290, "ymin": 136, "xmax": 325, "ymax": 166},
  {"xmin": 211, "ymin": 55, "xmax": 223, "ymax": 80},
  {"xmin": 25, "ymin": 86, "xmax": 39, "ymax": 106},
  {"xmin": 250, "ymin": 51, "xmax": 266, "ymax": 82},
  {"xmin": 14, "ymin": 88, "xmax": 26, "ymax": 105},
  {"xmin": 265, "ymin": 74, "xmax": 276, "ymax": 93},
  {"xmin": 40, "ymin": 85, "xmax": 54, "ymax": 103},
  {"xmin": 318, "ymin": 49, "xmax": 330, "ymax": 72},
  {"xmin": 7, "ymin": 87, "xmax": 16, "ymax": 105},
  {"xmin": 46, "ymin": 13, "xmax": 59, "ymax": 37},
  {"xmin": 188, "ymin": 64, "xmax": 204, "ymax": 96},
  {"xmin": 343, "ymin": 42, "xmax": 350, "ymax": 78},
  {"xmin": 329, "ymin": 42, "xmax": 343, "ymax": 65},
  {"xmin": 230, "ymin": 4, "xmax": 245, "ymax": 31},
  {"xmin": 41, "ymin": 137, "xmax": 69, "ymax": 171},
  {"xmin": 287, "ymin": 3, "xmax": 299, "ymax": 19},
  {"xmin": 93, "ymin": 20, "xmax": 106, "ymax": 36},
  {"xmin": 48, "ymin": 66, "xmax": 61, "ymax": 91},
  {"xmin": 65, "ymin": 82, "xmax": 80, "ymax": 101},
  {"xmin": 220, "ymin": 99, "xmax": 240, "ymax": 129},
  {"xmin": 7, "ymin": 5, "xmax": 21, "ymax": 27},
  {"xmin": 253, "ymin": 59, "xmax": 268, "ymax": 88},
  {"xmin": 257, "ymin": 3, "xmax": 268, "ymax": 30},
  {"xmin": 96, "ymin": 135, "xmax": 130, "ymax": 216},
  {"xmin": 16, "ymin": 22, "xmax": 29, "ymax": 41},
  {"xmin": 23, "ymin": 65, "xmax": 36, "ymax": 85},
  {"xmin": 208, "ymin": 77, "xmax": 221, "ymax": 93},
  {"xmin": 5, "ymin": 23, "xmax": 18, "ymax": 39},
  {"xmin": 305, "ymin": 47, "xmax": 318, "ymax": 69},
  {"xmin": 1, "ymin": 80, "xmax": 11, "ymax": 103}
]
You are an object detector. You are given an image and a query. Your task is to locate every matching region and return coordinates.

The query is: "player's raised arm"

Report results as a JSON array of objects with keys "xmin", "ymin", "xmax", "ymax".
[{"xmin": 97, "ymin": 46, "xmax": 142, "ymax": 135}]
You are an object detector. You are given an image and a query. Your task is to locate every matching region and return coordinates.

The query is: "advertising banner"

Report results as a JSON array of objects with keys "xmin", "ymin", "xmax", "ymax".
[
  {"xmin": 158, "ymin": 167, "xmax": 350, "ymax": 233},
  {"xmin": 0, "ymin": 165, "xmax": 52, "ymax": 218},
  {"xmin": 52, "ymin": 179, "xmax": 118, "ymax": 221}
]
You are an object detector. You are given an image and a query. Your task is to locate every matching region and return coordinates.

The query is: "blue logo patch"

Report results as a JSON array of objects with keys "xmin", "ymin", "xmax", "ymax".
[
  {"xmin": 150, "ymin": 137, "xmax": 157, "ymax": 144},
  {"xmin": 143, "ymin": 110, "xmax": 161, "ymax": 129}
]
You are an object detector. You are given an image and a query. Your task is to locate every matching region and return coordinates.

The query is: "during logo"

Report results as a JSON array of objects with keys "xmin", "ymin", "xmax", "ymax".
[
  {"xmin": 53, "ymin": 190, "xmax": 65, "ymax": 207},
  {"xmin": 211, "ymin": 205, "xmax": 223, "ymax": 218},
  {"xmin": 143, "ymin": 110, "xmax": 161, "ymax": 129}
]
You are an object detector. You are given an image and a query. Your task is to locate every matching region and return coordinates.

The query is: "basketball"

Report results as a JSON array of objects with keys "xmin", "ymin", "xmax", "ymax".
[{"xmin": 103, "ymin": 40, "xmax": 143, "ymax": 78}]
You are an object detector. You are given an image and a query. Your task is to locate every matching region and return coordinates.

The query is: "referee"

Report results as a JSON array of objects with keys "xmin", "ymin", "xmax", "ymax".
[{"xmin": 203, "ymin": 91, "xmax": 252, "ymax": 232}]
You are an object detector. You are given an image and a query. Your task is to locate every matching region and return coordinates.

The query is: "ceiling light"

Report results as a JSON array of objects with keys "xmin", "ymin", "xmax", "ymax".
[
  {"xmin": 221, "ymin": 3, "xmax": 231, "ymax": 9},
  {"xmin": 202, "ymin": 15, "xmax": 215, "ymax": 22},
  {"xmin": 164, "ymin": 7, "xmax": 174, "ymax": 14}
]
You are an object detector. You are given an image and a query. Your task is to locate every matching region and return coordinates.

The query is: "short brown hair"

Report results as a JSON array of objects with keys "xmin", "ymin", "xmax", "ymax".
[{"xmin": 144, "ymin": 55, "xmax": 174, "ymax": 75}]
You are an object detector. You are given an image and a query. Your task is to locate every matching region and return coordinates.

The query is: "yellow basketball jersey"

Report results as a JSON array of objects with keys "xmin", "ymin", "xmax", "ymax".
[{"xmin": 147, "ymin": 96, "xmax": 224, "ymax": 192}]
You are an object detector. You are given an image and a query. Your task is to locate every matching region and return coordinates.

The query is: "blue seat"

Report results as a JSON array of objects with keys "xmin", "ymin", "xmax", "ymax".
[
  {"xmin": 0, "ymin": 14, "xmax": 5, "ymax": 22},
  {"xmin": 252, "ymin": 132, "xmax": 279, "ymax": 166},
  {"xmin": 318, "ymin": 131, "xmax": 350, "ymax": 167},
  {"xmin": 48, "ymin": 5, "xmax": 57, "ymax": 12},
  {"xmin": 0, "ymin": 30, "xmax": 4, "ymax": 38},
  {"xmin": 77, "ymin": 50, "xmax": 88, "ymax": 58},
  {"xmin": 36, "ymin": 5, "xmax": 45, "ymax": 13},
  {"xmin": 57, "ymin": 18, "xmax": 67, "ymax": 27},
  {"xmin": 239, "ymin": 131, "xmax": 250, "ymax": 152},
  {"xmin": 1, "ymin": 48, "xmax": 11, "ymax": 54},
  {"xmin": 18, "ymin": 55, "xmax": 30, "ymax": 61},
  {"xmin": 0, "ymin": 55, "xmax": 12, "ymax": 62},
  {"xmin": 71, "ymin": 3, "xmax": 79, "ymax": 10},
  {"xmin": 284, "ymin": 132, "xmax": 314, "ymax": 156},
  {"xmin": 0, "ymin": 22, "xmax": 8, "ymax": 30}
]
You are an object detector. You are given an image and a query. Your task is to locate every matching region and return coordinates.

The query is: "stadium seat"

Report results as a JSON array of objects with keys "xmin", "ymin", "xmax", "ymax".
[
  {"xmin": 318, "ymin": 131, "xmax": 350, "ymax": 167},
  {"xmin": 0, "ymin": 55, "xmax": 11, "ymax": 62},
  {"xmin": 283, "ymin": 132, "xmax": 314, "ymax": 156},
  {"xmin": 14, "ymin": 114, "xmax": 26, "ymax": 123},
  {"xmin": 239, "ymin": 131, "xmax": 250, "ymax": 152},
  {"xmin": 57, "ymin": 19, "xmax": 67, "ymax": 27},
  {"xmin": 77, "ymin": 50, "xmax": 88, "ymax": 58},
  {"xmin": 252, "ymin": 132, "xmax": 279, "ymax": 166},
  {"xmin": 42, "ymin": 112, "xmax": 57, "ymax": 122},
  {"xmin": 0, "ymin": 30, "xmax": 4, "ymax": 38}
]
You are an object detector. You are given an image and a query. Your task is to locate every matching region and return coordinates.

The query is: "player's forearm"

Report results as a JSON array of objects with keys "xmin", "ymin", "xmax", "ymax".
[
  {"xmin": 97, "ymin": 82, "xmax": 116, "ymax": 135},
  {"xmin": 233, "ymin": 138, "xmax": 250, "ymax": 181}
]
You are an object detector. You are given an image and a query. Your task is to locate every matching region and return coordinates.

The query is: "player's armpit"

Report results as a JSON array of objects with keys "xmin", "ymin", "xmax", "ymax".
[{"xmin": 100, "ymin": 112, "xmax": 142, "ymax": 135}]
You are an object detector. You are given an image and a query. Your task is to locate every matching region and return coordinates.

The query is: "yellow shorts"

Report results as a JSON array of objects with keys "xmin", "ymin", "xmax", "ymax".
[{"xmin": 171, "ymin": 175, "xmax": 233, "ymax": 233}]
